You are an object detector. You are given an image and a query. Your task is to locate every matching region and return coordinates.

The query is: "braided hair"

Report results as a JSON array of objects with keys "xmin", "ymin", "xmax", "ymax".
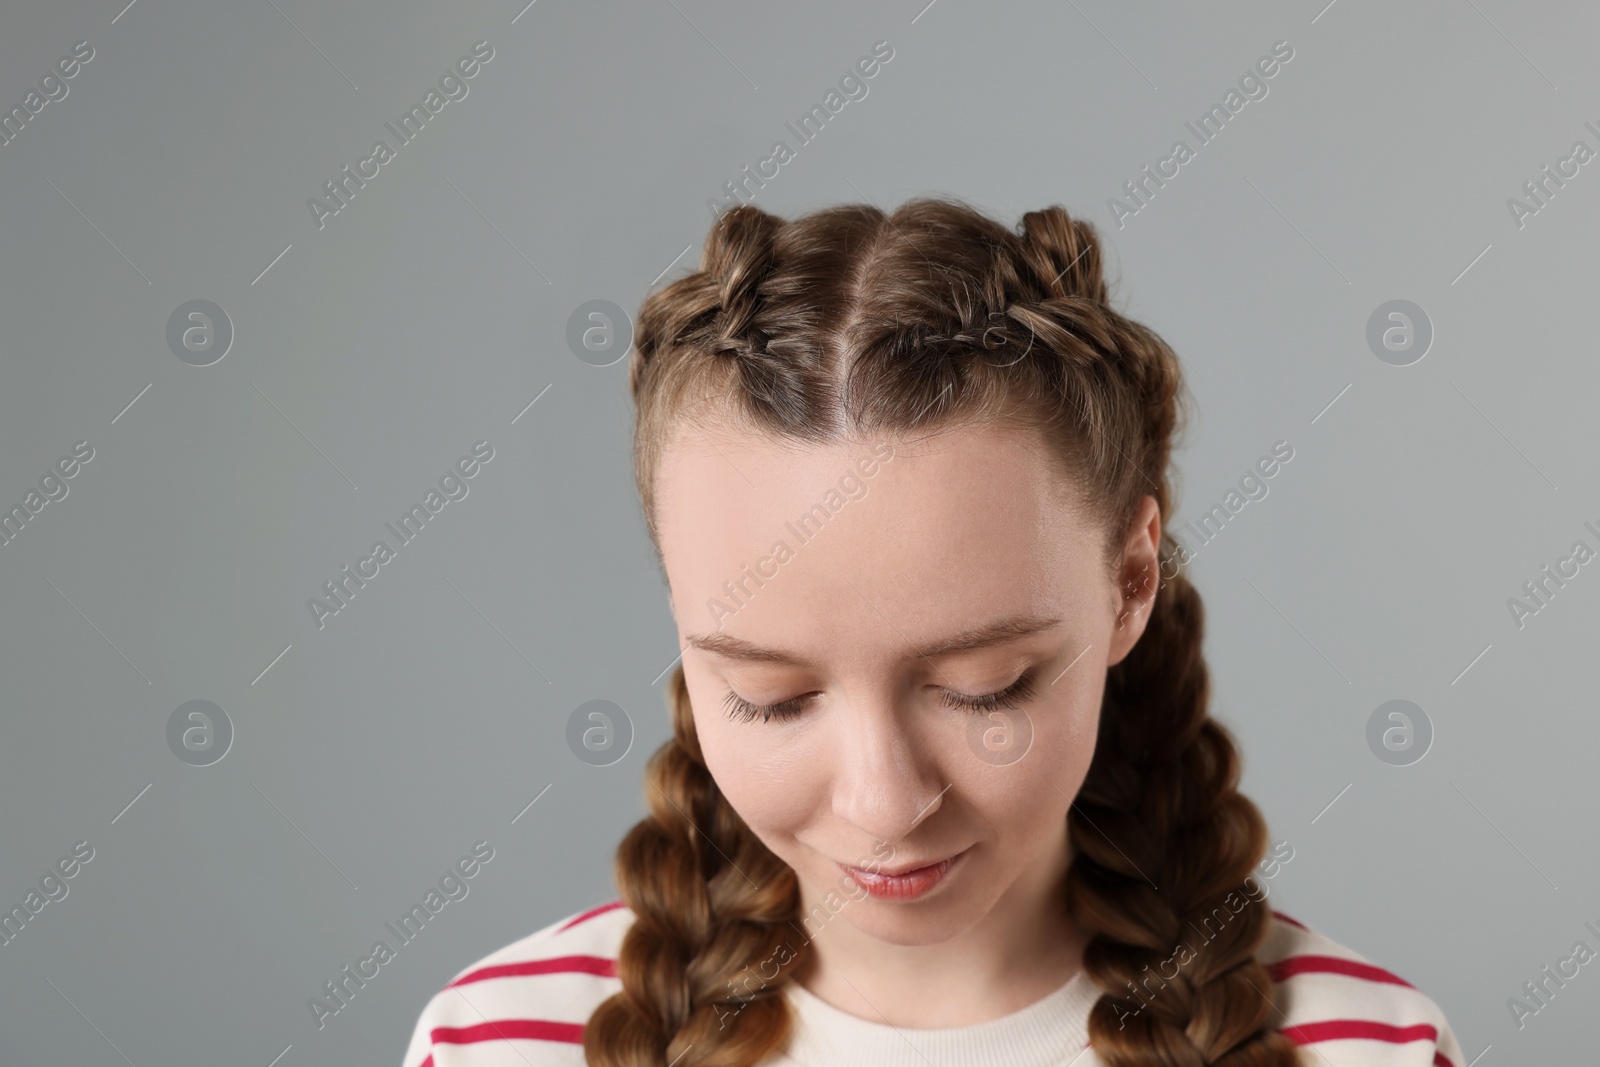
[{"xmin": 586, "ymin": 196, "xmax": 1306, "ymax": 1066}]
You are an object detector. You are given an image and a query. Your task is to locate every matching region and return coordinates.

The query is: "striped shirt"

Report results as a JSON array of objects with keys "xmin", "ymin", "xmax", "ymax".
[{"xmin": 400, "ymin": 901, "xmax": 1465, "ymax": 1066}]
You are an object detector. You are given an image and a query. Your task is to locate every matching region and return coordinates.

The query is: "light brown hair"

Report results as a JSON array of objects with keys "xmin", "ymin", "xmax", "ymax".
[{"xmin": 585, "ymin": 196, "xmax": 1303, "ymax": 1066}]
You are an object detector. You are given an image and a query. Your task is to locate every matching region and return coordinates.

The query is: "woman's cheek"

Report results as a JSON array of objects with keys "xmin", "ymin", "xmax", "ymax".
[
  {"xmin": 989, "ymin": 704, "xmax": 1091, "ymax": 808},
  {"xmin": 697, "ymin": 716, "xmax": 811, "ymax": 819},
  {"xmin": 692, "ymin": 713, "xmax": 751, "ymax": 789}
]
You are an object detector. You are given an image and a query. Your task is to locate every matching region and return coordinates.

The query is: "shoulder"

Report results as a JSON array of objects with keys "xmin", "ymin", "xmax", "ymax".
[
  {"xmin": 399, "ymin": 899, "xmax": 635, "ymax": 1067},
  {"xmin": 1259, "ymin": 909, "xmax": 1466, "ymax": 1066}
]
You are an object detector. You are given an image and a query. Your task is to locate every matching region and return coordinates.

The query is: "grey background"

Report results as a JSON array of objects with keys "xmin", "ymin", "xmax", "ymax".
[{"xmin": 1, "ymin": 0, "xmax": 1595, "ymax": 1062}]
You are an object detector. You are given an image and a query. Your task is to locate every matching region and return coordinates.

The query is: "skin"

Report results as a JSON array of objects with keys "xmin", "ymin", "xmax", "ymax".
[{"xmin": 653, "ymin": 418, "xmax": 1161, "ymax": 1028}]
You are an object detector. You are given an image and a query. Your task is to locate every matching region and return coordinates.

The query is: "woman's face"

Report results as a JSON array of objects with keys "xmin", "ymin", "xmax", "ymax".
[{"xmin": 654, "ymin": 420, "xmax": 1160, "ymax": 948}]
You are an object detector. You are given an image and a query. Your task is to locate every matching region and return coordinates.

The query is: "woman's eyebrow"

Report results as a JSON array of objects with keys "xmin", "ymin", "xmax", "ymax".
[{"xmin": 682, "ymin": 612, "xmax": 1064, "ymax": 667}]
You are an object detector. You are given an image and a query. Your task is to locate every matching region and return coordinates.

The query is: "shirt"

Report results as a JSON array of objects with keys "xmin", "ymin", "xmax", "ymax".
[{"xmin": 400, "ymin": 900, "xmax": 1466, "ymax": 1066}]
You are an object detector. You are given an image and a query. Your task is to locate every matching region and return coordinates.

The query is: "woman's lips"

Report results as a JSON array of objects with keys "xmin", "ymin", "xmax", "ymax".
[{"xmin": 839, "ymin": 848, "xmax": 968, "ymax": 901}]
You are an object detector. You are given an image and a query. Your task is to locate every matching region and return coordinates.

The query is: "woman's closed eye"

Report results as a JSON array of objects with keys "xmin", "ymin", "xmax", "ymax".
[{"xmin": 721, "ymin": 671, "xmax": 1037, "ymax": 725}]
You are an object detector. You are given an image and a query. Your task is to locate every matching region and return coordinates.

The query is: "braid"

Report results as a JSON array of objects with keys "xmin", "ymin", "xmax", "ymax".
[
  {"xmin": 631, "ymin": 205, "xmax": 808, "ymax": 428},
  {"xmin": 585, "ymin": 666, "xmax": 803, "ymax": 1067},
  {"xmin": 702, "ymin": 206, "xmax": 782, "ymax": 360},
  {"xmin": 1017, "ymin": 201, "xmax": 1108, "ymax": 305},
  {"xmin": 603, "ymin": 195, "xmax": 1307, "ymax": 1066},
  {"xmin": 1067, "ymin": 571, "xmax": 1306, "ymax": 1066}
]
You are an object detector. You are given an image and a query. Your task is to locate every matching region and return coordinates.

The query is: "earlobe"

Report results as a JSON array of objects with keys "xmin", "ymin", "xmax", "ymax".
[{"xmin": 1109, "ymin": 558, "xmax": 1158, "ymax": 663}]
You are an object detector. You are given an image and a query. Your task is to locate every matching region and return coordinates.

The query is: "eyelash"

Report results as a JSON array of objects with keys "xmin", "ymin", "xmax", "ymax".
[{"xmin": 721, "ymin": 672, "xmax": 1038, "ymax": 725}]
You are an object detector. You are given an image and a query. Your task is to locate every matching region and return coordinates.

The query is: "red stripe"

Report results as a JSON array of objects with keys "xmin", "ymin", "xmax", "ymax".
[
  {"xmin": 558, "ymin": 900, "xmax": 626, "ymax": 931},
  {"xmin": 450, "ymin": 954, "xmax": 618, "ymax": 986},
  {"xmin": 1271, "ymin": 909, "xmax": 1308, "ymax": 931},
  {"xmin": 1284, "ymin": 1018, "xmax": 1439, "ymax": 1047},
  {"xmin": 418, "ymin": 1057, "xmax": 432, "ymax": 1067},
  {"xmin": 1434, "ymin": 1052, "xmax": 1457, "ymax": 1067},
  {"xmin": 1268, "ymin": 954, "xmax": 1416, "ymax": 990},
  {"xmin": 432, "ymin": 1018, "xmax": 586, "ymax": 1046}
]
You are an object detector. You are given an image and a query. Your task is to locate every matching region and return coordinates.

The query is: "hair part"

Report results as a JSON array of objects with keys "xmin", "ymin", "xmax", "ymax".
[{"xmin": 587, "ymin": 195, "xmax": 1305, "ymax": 1066}]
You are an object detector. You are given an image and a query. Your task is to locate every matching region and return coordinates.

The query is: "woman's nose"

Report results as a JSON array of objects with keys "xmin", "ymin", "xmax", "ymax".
[{"xmin": 830, "ymin": 701, "xmax": 948, "ymax": 844}]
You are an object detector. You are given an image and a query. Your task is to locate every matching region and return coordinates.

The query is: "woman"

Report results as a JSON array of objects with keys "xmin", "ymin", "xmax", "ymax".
[{"xmin": 402, "ymin": 198, "xmax": 1464, "ymax": 1066}]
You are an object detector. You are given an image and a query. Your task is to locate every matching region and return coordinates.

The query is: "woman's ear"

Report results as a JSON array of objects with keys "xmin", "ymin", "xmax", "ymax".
[{"xmin": 1107, "ymin": 496, "xmax": 1162, "ymax": 666}]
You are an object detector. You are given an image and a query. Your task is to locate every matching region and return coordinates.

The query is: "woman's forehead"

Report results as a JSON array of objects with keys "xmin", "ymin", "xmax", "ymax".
[{"xmin": 654, "ymin": 426, "xmax": 1106, "ymax": 649}]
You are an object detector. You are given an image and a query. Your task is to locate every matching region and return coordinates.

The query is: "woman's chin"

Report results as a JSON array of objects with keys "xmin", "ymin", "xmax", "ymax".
[
  {"xmin": 805, "ymin": 872, "xmax": 990, "ymax": 948},
  {"xmin": 845, "ymin": 894, "xmax": 989, "ymax": 947}
]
